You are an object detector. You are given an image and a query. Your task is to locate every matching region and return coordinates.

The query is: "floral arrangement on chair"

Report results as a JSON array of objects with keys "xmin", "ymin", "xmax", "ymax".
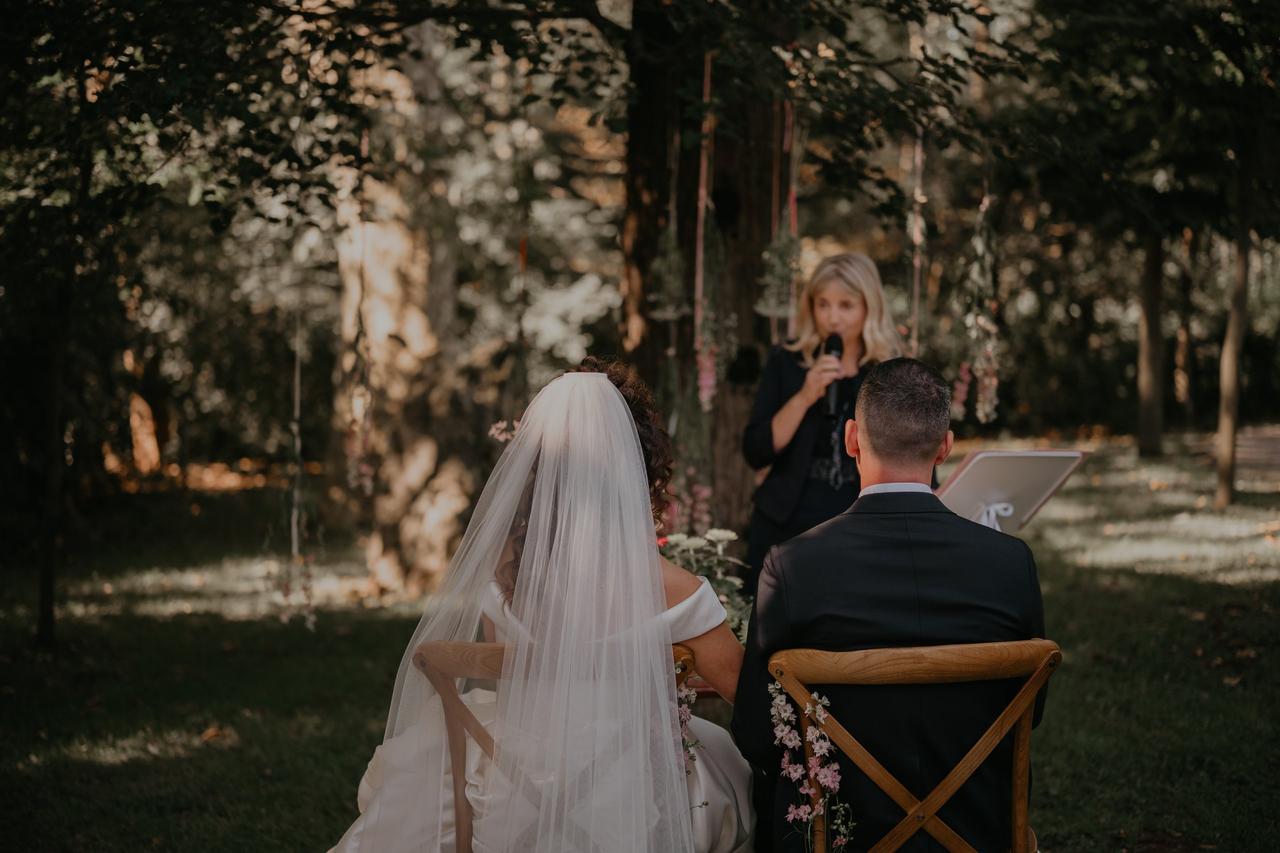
[
  {"xmin": 769, "ymin": 681, "xmax": 856, "ymax": 852},
  {"xmin": 675, "ymin": 669, "xmax": 702, "ymax": 774}
]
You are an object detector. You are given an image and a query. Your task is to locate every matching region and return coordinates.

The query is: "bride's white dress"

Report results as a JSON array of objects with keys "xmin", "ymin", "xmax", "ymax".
[{"xmin": 330, "ymin": 577, "xmax": 753, "ymax": 853}]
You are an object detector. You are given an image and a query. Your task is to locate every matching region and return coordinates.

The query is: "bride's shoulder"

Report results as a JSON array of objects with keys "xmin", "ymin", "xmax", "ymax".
[{"xmin": 659, "ymin": 555, "xmax": 703, "ymax": 610}]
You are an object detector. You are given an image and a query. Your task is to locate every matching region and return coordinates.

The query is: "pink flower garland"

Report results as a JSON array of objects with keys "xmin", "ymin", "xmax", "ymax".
[
  {"xmin": 677, "ymin": 681, "xmax": 701, "ymax": 773},
  {"xmin": 769, "ymin": 681, "xmax": 856, "ymax": 851}
]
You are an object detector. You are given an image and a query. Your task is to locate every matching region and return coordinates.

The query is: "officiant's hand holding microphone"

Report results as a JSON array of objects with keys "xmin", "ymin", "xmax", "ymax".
[{"xmin": 770, "ymin": 333, "xmax": 846, "ymax": 448}]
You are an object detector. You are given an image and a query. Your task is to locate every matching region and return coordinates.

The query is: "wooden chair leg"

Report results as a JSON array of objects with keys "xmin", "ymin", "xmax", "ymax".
[
  {"xmin": 1011, "ymin": 711, "xmax": 1033, "ymax": 853},
  {"xmin": 441, "ymin": 700, "xmax": 474, "ymax": 853}
]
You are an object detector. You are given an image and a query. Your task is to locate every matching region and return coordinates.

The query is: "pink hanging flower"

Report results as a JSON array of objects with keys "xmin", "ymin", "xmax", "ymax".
[
  {"xmin": 780, "ymin": 754, "xmax": 806, "ymax": 782},
  {"xmin": 696, "ymin": 346, "xmax": 719, "ymax": 412},
  {"xmin": 785, "ymin": 804, "xmax": 813, "ymax": 824},
  {"xmin": 815, "ymin": 763, "xmax": 842, "ymax": 793}
]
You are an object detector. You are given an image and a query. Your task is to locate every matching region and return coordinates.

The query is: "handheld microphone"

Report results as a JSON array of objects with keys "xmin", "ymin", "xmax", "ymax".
[{"xmin": 823, "ymin": 333, "xmax": 843, "ymax": 416}]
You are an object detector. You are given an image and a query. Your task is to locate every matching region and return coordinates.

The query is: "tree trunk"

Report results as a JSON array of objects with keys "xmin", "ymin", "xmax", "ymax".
[
  {"xmin": 326, "ymin": 42, "xmax": 516, "ymax": 595},
  {"xmin": 37, "ymin": 64, "xmax": 96, "ymax": 649},
  {"xmin": 1137, "ymin": 232, "xmax": 1164, "ymax": 456},
  {"xmin": 1173, "ymin": 230, "xmax": 1198, "ymax": 427},
  {"xmin": 332, "ymin": 187, "xmax": 486, "ymax": 596},
  {"xmin": 707, "ymin": 96, "xmax": 788, "ymax": 533},
  {"xmin": 1214, "ymin": 222, "xmax": 1250, "ymax": 509},
  {"xmin": 621, "ymin": 7, "xmax": 680, "ymax": 385},
  {"xmin": 37, "ymin": 277, "xmax": 69, "ymax": 650}
]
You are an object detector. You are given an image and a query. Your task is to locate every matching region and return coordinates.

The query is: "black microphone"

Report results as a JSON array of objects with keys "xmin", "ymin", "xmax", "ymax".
[{"xmin": 823, "ymin": 333, "xmax": 843, "ymax": 417}]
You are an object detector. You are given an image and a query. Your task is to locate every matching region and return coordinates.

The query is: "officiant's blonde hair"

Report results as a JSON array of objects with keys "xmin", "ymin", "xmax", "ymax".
[{"xmin": 786, "ymin": 252, "xmax": 904, "ymax": 366}]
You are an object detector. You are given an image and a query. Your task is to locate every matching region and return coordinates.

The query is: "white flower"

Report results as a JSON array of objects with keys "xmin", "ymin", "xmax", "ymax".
[
  {"xmin": 705, "ymin": 528, "xmax": 738, "ymax": 544},
  {"xmin": 664, "ymin": 533, "xmax": 690, "ymax": 546},
  {"xmin": 684, "ymin": 537, "xmax": 708, "ymax": 549}
]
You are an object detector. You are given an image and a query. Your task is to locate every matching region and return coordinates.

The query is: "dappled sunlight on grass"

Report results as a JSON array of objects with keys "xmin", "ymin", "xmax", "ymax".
[
  {"xmin": 62, "ymin": 552, "xmax": 424, "ymax": 622},
  {"xmin": 31, "ymin": 724, "xmax": 237, "ymax": 768},
  {"xmin": 948, "ymin": 430, "xmax": 1280, "ymax": 585},
  {"xmin": 4, "ymin": 440, "xmax": 1278, "ymax": 852}
]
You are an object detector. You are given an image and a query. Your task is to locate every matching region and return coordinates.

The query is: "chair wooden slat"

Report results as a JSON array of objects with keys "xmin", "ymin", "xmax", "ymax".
[
  {"xmin": 771, "ymin": 639, "xmax": 1059, "ymax": 687},
  {"xmin": 769, "ymin": 639, "xmax": 1060, "ymax": 853},
  {"xmin": 871, "ymin": 655, "xmax": 1056, "ymax": 852},
  {"xmin": 773, "ymin": 670, "xmax": 972, "ymax": 853},
  {"xmin": 1010, "ymin": 711, "xmax": 1034, "ymax": 853},
  {"xmin": 411, "ymin": 640, "xmax": 700, "ymax": 853}
]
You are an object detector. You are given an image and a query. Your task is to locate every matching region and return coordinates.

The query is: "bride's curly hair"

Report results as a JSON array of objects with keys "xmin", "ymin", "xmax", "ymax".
[{"xmin": 566, "ymin": 356, "xmax": 673, "ymax": 527}]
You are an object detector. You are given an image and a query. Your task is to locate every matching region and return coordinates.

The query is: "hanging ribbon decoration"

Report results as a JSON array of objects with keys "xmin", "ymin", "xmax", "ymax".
[
  {"xmin": 768, "ymin": 99, "xmax": 783, "ymax": 345},
  {"xmin": 693, "ymin": 51, "xmax": 717, "ymax": 413},
  {"xmin": 976, "ymin": 501, "xmax": 1015, "ymax": 532},
  {"xmin": 348, "ymin": 128, "xmax": 374, "ymax": 497},
  {"xmin": 909, "ymin": 127, "xmax": 925, "ymax": 357},
  {"xmin": 784, "ymin": 98, "xmax": 799, "ymax": 339},
  {"xmin": 907, "ymin": 23, "xmax": 927, "ymax": 358}
]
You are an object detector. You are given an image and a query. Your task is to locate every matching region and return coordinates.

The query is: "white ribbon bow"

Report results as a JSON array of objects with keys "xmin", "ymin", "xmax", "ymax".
[{"xmin": 976, "ymin": 501, "xmax": 1015, "ymax": 531}]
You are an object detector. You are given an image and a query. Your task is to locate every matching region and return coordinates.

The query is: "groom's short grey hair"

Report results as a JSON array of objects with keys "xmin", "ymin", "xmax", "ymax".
[{"xmin": 854, "ymin": 357, "xmax": 951, "ymax": 463}]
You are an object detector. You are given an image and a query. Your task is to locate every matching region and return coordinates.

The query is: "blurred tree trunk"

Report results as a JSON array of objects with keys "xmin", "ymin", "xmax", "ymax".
[
  {"xmin": 1214, "ymin": 211, "xmax": 1251, "ymax": 509},
  {"xmin": 37, "ymin": 275, "xmax": 69, "ymax": 650},
  {"xmin": 326, "ymin": 47, "xmax": 505, "ymax": 595},
  {"xmin": 631, "ymin": 31, "xmax": 789, "ymax": 533},
  {"xmin": 332, "ymin": 190, "xmax": 480, "ymax": 595},
  {"xmin": 37, "ymin": 63, "xmax": 96, "ymax": 650},
  {"xmin": 620, "ymin": 6, "xmax": 679, "ymax": 385},
  {"xmin": 1136, "ymin": 232, "xmax": 1164, "ymax": 456},
  {"xmin": 708, "ymin": 95, "xmax": 787, "ymax": 533},
  {"xmin": 1173, "ymin": 229, "xmax": 1198, "ymax": 427}
]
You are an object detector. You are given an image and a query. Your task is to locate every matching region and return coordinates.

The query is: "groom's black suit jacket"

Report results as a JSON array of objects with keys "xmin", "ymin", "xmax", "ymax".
[{"xmin": 731, "ymin": 490, "xmax": 1046, "ymax": 853}]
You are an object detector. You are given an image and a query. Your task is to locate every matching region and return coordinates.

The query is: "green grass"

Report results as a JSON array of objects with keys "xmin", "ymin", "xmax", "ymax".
[{"xmin": 3, "ymin": 436, "xmax": 1277, "ymax": 851}]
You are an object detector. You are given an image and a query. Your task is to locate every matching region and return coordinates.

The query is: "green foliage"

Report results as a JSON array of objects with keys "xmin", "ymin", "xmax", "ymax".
[
  {"xmin": 660, "ymin": 529, "xmax": 751, "ymax": 640},
  {"xmin": 1006, "ymin": 0, "xmax": 1280, "ymax": 239},
  {"xmin": 0, "ymin": 0, "xmax": 368, "ymax": 505},
  {"xmin": 756, "ymin": 225, "xmax": 800, "ymax": 320}
]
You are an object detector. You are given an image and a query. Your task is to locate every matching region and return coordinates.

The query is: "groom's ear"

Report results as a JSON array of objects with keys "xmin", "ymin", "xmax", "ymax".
[
  {"xmin": 845, "ymin": 419, "xmax": 860, "ymax": 459},
  {"xmin": 934, "ymin": 429, "xmax": 954, "ymax": 465}
]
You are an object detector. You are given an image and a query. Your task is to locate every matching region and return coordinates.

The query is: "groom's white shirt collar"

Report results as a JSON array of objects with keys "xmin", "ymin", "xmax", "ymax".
[{"xmin": 858, "ymin": 482, "xmax": 934, "ymax": 498}]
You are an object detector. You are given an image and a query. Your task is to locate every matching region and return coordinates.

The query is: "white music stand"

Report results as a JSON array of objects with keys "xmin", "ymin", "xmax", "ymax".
[{"xmin": 936, "ymin": 449, "xmax": 1088, "ymax": 532}]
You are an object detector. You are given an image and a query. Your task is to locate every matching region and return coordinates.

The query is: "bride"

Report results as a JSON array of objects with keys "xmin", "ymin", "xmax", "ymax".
[{"xmin": 330, "ymin": 360, "xmax": 753, "ymax": 853}]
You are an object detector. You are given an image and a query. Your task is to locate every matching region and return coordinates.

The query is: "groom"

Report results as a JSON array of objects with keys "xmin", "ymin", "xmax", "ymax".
[{"xmin": 732, "ymin": 357, "xmax": 1046, "ymax": 852}]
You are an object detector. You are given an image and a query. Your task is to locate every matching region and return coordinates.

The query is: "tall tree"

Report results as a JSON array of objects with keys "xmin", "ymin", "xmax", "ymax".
[
  {"xmin": 0, "ymin": 1, "xmax": 365, "ymax": 647},
  {"xmin": 1201, "ymin": 1, "xmax": 1280, "ymax": 507},
  {"xmin": 1021, "ymin": 0, "xmax": 1231, "ymax": 456}
]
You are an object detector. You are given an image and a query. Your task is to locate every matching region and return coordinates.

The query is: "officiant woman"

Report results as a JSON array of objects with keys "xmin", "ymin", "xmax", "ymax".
[{"xmin": 740, "ymin": 252, "xmax": 904, "ymax": 595}]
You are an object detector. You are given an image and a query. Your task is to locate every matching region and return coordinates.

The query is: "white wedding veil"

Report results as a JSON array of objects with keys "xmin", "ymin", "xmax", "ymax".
[{"xmin": 371, "ymin": 371, "xmax": 695, "ymax": 852}]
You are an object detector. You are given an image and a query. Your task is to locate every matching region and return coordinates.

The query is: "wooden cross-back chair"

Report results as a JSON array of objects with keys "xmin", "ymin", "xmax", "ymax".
[
  {"xmin": 412, "ymin": 640, "xmax": 698, "ymax": 853},
  {"xmin": 768, "ymin": 639, "xmax": 1061, "ymax": 853}
]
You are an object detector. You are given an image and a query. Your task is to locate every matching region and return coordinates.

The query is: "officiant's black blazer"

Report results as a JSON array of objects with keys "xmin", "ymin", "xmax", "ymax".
[{"xmin": 731, "ymin": 490, "xmax": 1047, "ymax": 853}]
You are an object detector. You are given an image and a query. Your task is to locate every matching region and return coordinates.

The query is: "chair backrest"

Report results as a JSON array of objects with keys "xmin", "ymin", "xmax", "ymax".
[
  {"xmin": 412, "ymin": 640, "xmax": 698, "ymax": 853},
  {"xmin": 767, "ymin": 639, "xmax": 1061, "ymax": 853}
]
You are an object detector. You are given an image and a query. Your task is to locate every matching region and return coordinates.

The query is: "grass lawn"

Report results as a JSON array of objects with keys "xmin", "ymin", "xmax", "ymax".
[{"xmin": 3, "ymin": 432, "xmax": 1277, "ymax": 851}]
